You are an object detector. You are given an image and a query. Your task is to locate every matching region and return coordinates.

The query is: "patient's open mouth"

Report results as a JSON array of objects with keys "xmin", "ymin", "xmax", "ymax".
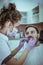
[{"xmin": 26, "ymin": 36, "xmax": 33, "ymax": 43}]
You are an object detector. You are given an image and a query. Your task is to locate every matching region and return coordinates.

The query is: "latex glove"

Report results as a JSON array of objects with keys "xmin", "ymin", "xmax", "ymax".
[
  {"xmin": 17, "ymin": 38, "xmax": 27, "ymax": 51},
  {"xmin": 7, "ymin": 28, "xmax": 18, "ymax": 37},
  {"xmin": 26, "ymin": 38, "xmax": 37, "ymax": 51}
]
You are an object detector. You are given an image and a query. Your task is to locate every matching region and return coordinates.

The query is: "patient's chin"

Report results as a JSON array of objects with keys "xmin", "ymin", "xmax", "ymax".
[{"xmin": 35, "ymin": 41, "xmax": 40, "ymax": 47}]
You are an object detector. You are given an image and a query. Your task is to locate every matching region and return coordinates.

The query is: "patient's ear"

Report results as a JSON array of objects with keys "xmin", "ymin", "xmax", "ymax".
[
  {"xmin": 37, "ymin": 34, "xmax": 40, "ymax": 39},
  {"xmin": 0, "ymin": 26, "xmax": 1, "ymax": 29},
  {"xmin": 35, "ymin": 34, "xmax": 40, "ymax": 47}
]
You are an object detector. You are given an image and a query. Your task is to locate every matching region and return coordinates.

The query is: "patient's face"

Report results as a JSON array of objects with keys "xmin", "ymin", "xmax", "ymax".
[{"xmin": 25, "ymin": 27, "xmax": 39, "ymax": 39}]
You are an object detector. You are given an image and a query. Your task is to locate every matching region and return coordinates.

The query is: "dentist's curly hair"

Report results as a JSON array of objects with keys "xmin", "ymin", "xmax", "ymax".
[{"xmin": 0, "ymin": 3, "xmax": 21, "ymax": 29}]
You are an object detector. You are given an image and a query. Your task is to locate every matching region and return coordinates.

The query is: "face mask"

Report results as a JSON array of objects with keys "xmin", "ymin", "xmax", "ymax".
[{"xmin": 7, "ymin": 28, "xmax": 18, "ymax": 37}]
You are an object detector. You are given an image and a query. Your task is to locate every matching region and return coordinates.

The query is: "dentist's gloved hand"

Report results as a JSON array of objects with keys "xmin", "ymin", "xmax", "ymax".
[
  {"xmin": 26, "ymin": 38, "xmax": 37, "ymax": 51},
  {"xmin": 17, "ymin": 38, "xmax": 27, "ymax": 51}
]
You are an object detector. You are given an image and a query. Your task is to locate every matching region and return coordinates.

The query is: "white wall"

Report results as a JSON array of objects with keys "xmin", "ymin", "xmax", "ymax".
[
  {"xmin": 10, "ymin": 0, "xmax": 38, "ymax": 24},
  {"xmin": 27, "ymin": 11, "xmax": 33, "ymax": 24},
  {"xmin": 39, "ymin": 3, "xmax": 43, "ymax": 22},
  {"xmin": 0, "ymin": 0, "xmax": 10, "ymax": 9}
]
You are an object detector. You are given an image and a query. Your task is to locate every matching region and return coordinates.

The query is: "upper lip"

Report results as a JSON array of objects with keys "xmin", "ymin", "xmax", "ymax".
[{"xmin": 28, "ymin": 36, "xmax": 33, "ymax": 38}]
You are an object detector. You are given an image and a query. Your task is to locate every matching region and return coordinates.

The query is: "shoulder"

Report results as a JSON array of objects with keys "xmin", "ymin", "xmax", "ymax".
[{"xmin": 0, "ymin": 38, "xmax": 11, "ymax": 65}]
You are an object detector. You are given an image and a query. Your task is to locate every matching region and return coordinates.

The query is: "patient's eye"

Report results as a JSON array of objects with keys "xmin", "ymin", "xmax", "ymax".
[
  {"xmin": 26, "ymin": 32, "xmax": 29, "ymax": 35},
  {"xmin": 31, "ymin": 31, "xmax": 35, "ymax": 34}
]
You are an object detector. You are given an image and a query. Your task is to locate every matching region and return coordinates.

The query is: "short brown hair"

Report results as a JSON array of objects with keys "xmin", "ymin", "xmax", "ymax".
[{"xmin": 25, "ymin": 25, "xmax": 39, "ymax": 33}]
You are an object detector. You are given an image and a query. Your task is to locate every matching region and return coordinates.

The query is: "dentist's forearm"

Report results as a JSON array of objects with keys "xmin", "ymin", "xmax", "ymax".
[
  {"xmin": 17, "ymin": 49, "xmax": 29, "ymax": 65},
  {"xmin": 11, "ymin": 46, "xmax": 21, "ymax": 57}
]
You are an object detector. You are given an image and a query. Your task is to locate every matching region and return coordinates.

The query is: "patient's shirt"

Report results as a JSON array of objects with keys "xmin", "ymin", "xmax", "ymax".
[{"xmin": 23, "ymin": 43, "xmax": 43, "ymax": 65}]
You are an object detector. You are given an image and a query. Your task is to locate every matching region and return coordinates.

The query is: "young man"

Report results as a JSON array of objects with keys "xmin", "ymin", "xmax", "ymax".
[
  {"xmin": 23, "ymin": 26, "xmax": 43, "ymax": 65},
  {"xmin": 0, "ymin": 3, "xmax": 37, "ymax": 65}
]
